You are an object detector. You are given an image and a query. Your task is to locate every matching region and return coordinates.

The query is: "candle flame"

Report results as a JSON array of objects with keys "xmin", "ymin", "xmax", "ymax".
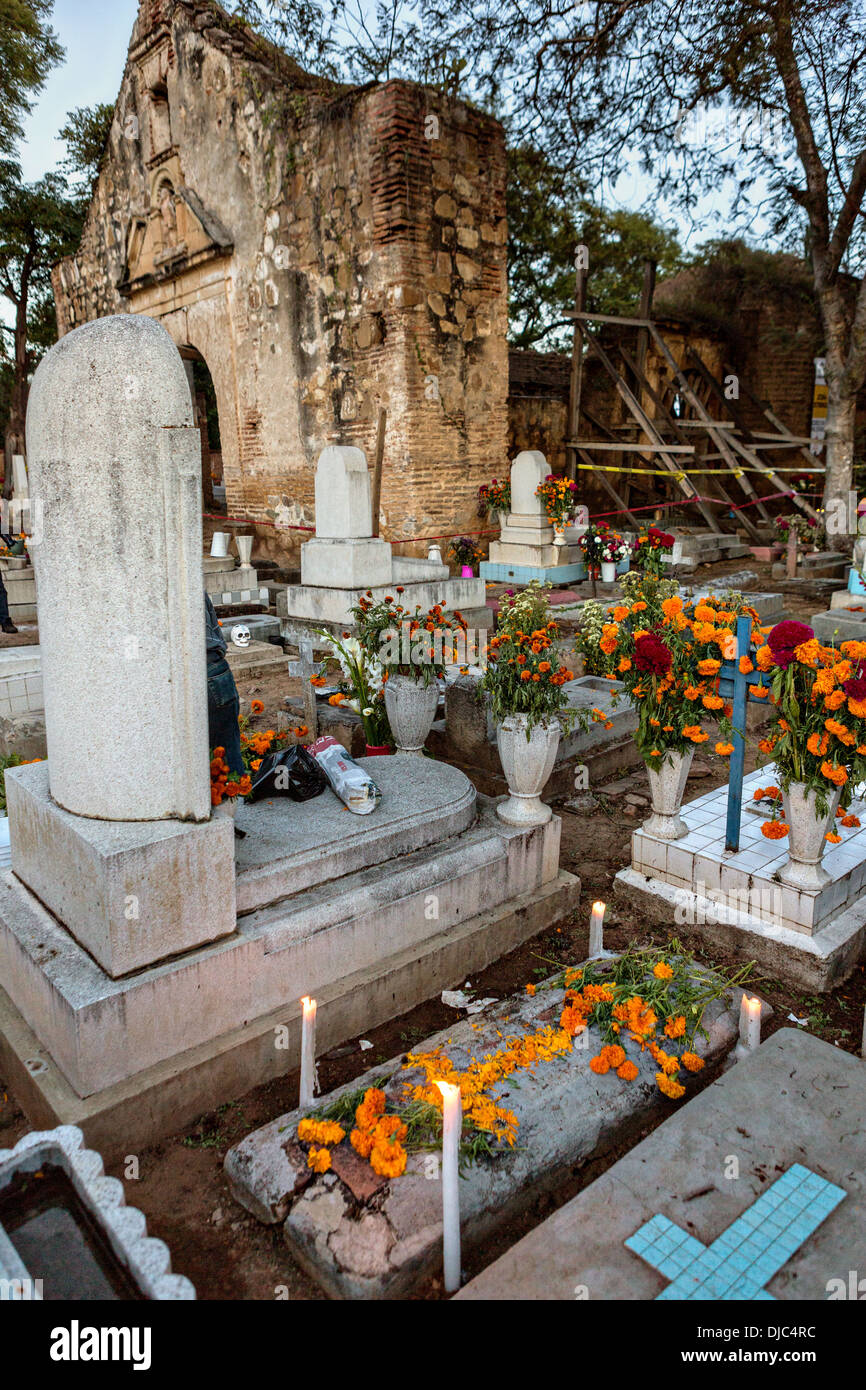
[
  {"xmin": 592, "ymin": 900, "xmax": 606, "ymax": 915},
  {"xmin": 435, "ymin": 1080, "xmax": 460, "ymax": 1102},
  {"xmin": 301, "ymin": 995, "xmax": 316, "ymax": 1013}
]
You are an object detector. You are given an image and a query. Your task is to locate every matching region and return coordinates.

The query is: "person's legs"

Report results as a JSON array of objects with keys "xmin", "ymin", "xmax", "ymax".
[
  {"xmin": 0, "ymin": 571, "xmax": 16, "ymax": 632},
  {"xmin": 207, "ymin": 656, "xmax": 244, "ymax": 775}
]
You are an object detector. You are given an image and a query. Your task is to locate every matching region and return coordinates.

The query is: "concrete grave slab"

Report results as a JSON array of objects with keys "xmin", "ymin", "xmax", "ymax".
[
  {"xmin": 225, "ymin": 966, "xmax": 743, "ymax": 1299},
  {"xmin": 457, "ymin": 1030, "xmax": 866, "ymax": 1301}
]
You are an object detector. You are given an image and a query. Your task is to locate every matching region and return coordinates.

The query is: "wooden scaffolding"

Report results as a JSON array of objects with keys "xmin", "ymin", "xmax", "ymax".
[{"xmin": 565, "ymin": 261, "xmax": 823, "ymax": 539}]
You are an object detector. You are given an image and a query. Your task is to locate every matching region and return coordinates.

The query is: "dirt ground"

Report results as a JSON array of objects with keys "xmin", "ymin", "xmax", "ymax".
[{"xmin": 1, "ymin": 554, "xmax": 863, "ymax": 1299}]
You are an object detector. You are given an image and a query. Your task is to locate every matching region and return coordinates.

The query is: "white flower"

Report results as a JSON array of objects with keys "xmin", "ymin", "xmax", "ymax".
[{"xmin": 362, "ymin": 707, "xmax": 374, "ymax": 716}]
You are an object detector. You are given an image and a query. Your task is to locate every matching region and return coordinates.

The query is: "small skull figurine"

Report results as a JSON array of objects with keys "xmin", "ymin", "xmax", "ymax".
[{"xmin": 230, "ymin": 623, "xmax": 251, "ymax": 648}]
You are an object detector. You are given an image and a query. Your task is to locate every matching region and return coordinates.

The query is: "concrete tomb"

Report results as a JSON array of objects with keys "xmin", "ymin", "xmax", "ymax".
[
  {"xmin": 279, "ymin": 443, "xmax": 491, "ymax": 646},
  {"xmin": 482, "ymin": 451, "xmax": 588, "ymax": 584},
  {"xmin": 0, "ymin": 315, "xmax": 578, "ymax": 1154}
]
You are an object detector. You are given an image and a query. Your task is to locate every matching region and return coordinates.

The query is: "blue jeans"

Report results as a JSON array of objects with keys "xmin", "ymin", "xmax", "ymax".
[{"xmin": 207, "ymin": 655, "xmax": 244, "ymax": 776}]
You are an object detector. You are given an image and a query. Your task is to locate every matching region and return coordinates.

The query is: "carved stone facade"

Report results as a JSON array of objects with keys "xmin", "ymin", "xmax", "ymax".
[{"xmin": 52, "ymin": 0, "xmax": 509, "ymax": 558}]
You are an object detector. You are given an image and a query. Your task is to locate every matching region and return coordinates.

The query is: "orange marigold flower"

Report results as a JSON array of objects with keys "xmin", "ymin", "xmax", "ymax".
[
  {"xmin": 697, "ymin": 658, "xmax": 721, "ymax": 675},
  {"xmin": 681, "ymin": 1052, "xmax": 705, "ymax": 1073},
  {"xmin": 664, "ymin": 1015, "xmax": 686, "ymax": 1038},
  {"xmin": 807, "ymin": 732, "xmax": 829, "ymax": 756},
  {"xmin": 758, "ymin": 737, "xmax": 776, "ymax": 754},
  {"xmin": 702, "ymin": 694, "xmax": 725, "ymax": 710},
  {"xmin": 306, "ymin": 1146, "xmax": 331, "ymax": 1173},
  {"xmin": 618, "ymin": 657, "xmax": 632, "ymax": 673},
  {"xmin": 617, "ymin": 1060, "xmax": 639, "ymax": 1081},
  {"xmin": 739, "ymin": 655, "xmax": 754, "ymax": 674},
  {"xmin": 310, "ymin": 675, "xmax": 327, "ymax": 687},
  {"xmin": 656, "ymin": 1073, "xmax": 686, "ymax": 1100},
  {"xmin": 761, "ymin": 820, "xmax": 789, "ymax": 839},
  {"xmin": 715, "ymin": 742, "xmax": 734, "ymax": 756},
  {"xmin": 653, "ymin": 962, "xmax": 674, "ymax": 980},
  {"xmin": 589, "ymin": 1053, "xmax": 611, "ymax": 1075},
  {"xmin": 250, "ymin": 699, "xmax": 265, "ymax": 714},
  {"xmin": 613, "ymin": 605, "xmax": 630, "ymax": 621},
  {"xmin": 826, "ymin": 831, "xmax": 842, "ymax": 843},
  {"xmin": 751, "ymin": 685, "xmax": 769, "ymax": 699},
  {"xmin": 841, "ymin": 814, "xmax": 861, "ymax": 828},
  {"xmin": 848, "ymin": 697, "xmax": 866, "ymax": 718},
  {"xmin": 525, "ymin": 983, "xmax": 536, "ymax": 996},
  {"xmin": 820, "ymin": 760, "xmax": 848, "ymax": 786}
]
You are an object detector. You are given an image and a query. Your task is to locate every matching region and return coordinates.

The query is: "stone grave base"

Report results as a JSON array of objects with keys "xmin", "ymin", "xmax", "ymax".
[
  {"xmin": 614, "ymin": 766, "xmax": 866, "ymax": 992},
  {"xmin": 669, "ymin": 530, "xmax": 752, "ymax": 568},
  {"xmin": 225, "ymin": 639, "xmax": 287, "ymax": 677},
  {"xmin": 224, "ymin": 968, "xmax": 747, "ymax": 1299},
  {"xmin": 0, "ymin": 564, "xmax": 37, "ymax": 623},
  {"xmin": 278, "ymin": 574, "xmax": 491, "ymax": 636},
  {"xmin": 480, "ymin": 559, "xmax": 586, "ymax": 586},
  {"xmin": 0, "ymin": 759, "xmax": 578, "ymax": 1155},
  {"xmin": 457, "ymin": 1030, "xmax": 865, "ymax": 1301},
  {"xmin": 812, "ymin": 604, "xmax": 866, "ymax": 644}
]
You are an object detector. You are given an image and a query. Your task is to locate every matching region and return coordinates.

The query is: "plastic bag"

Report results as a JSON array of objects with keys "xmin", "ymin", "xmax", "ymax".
[
  {"xmin": 247, "ymin": 746, "xmax": 328, "ymax": 803},
  {"xmin": 308, "ymin": 735, "xmax": 382, "ymax": 815}
]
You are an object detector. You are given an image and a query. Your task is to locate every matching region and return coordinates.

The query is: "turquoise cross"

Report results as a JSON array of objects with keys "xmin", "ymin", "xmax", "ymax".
[{"xmin": 625, "ymin": 1164, "xmax": 846, "ymax": 1300}]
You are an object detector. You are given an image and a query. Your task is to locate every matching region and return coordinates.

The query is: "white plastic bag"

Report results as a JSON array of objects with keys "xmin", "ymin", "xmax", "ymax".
[{"xmin": 308, "ymin": 735, "xmax": 382, "ymax": 815}]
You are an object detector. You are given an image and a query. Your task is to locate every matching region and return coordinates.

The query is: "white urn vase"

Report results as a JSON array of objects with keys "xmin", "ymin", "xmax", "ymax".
[
  {"xmin": 210, "ymin": 531, "xmax": 230, "ymax": 558},
  {"xmin": 384, "ymin": 674, "xmax": 440, "ymax": 754},
  {"xmin": 600, "ymin": 561, "xmax": 617, "ymax": 583},
  {"xmin": 496, "ymin": 714, "xmax": 560, "ymax": 826},
  {"xmin": 553, "ymin": 521, "xmax": 567, "ymax": 547},
  {"xmin": 643, "ymin": 746, "xmax": 695, "ymax": 840},
  {"xmin": 235, "ymin": 534, "xmax": 253, "ymax": 566},
  {"xmin": 779, "ymin": 782, "xmax": 843, "ymax": 889}
]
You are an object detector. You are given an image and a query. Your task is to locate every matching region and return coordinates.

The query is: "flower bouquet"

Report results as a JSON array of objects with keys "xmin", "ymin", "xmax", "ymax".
[
  {"xmin": 536, "ymin": 473, "xmax": 579, "ymax": 540},
  {"xmin": 754, "ymin": 619, "xmax": 866, "ymax": 885},
  {"xmin": 598, "ymin": 587, "xmax": 764, "ymax": 837},
  {"xmin": 578, "ymin": 521, "xmax": 611, "ymax": 576},
  {"xmin": 351, "ymin": 589, "xmax": 468, "ymax": 753},
  {"xmin": 631, "ymin": 525, "xmax": 675, "ymax": 577},
  {"xmin": 477, "ymin": 477, "xmax": 511, "ymax": 520},
  {"xmin": 481, "ymin": 589, "xmax": 599, "ymax": 825},
  {"xmin": 599, "ymin": 530, "xmax": 631, "ymax": 582},
  {"xmin": 448, "ymin": 535, "xmax": 483, "ymax": 575},
  {"xmin": 313, "ymin": 628, "xmax": 392, "ymax": 752}
]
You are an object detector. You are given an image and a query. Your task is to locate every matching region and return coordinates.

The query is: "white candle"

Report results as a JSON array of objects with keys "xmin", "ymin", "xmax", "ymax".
[
  {"xmin": 861, "ymin": 1004, "xmax": 866, "ymax": 1059},
  {"xmin": 299, "ymin": 996, "xmax": 317, "ymax": 1108},
  {"xmin": 589, "ymin": 900, "xmax": 605, "ymax": 957},
  {"xmin": 436, "ymin": 1080, "xmax": 462, "ymax": 1293},
  {"xmin": 738, "ymin": 994, "xmax": 762, "ymax": 1052}
]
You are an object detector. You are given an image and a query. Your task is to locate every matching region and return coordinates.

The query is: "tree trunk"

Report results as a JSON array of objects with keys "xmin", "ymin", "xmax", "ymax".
[
  {"xmin": 821, "ymin": 388, "xmax": 857, "ymax": 552},
  {"xmin": 3, "ymin": 248, "xmax": 33, "ymax": 501}
]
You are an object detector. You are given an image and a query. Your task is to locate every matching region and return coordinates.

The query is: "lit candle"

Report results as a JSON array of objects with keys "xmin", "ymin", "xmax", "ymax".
[
  {"xmin": 738, "ymin": 994, "xmax": 762, "ymax": 1053},
  {"xmin": 589, "ymin": 900, "xmax": 605, "ymax": 957},
  {"xmin": 299, "ymin": 996, "xmax": 317, "ymax": 1108},
  {"xmin": 436, "ymin": 1080, "xmax": 462, "ymax": 1293}
]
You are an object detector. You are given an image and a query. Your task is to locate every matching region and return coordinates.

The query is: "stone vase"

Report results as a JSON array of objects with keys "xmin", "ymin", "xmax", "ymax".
[
  {"xmin": 553, "ymin": 522, "xmax": 567, "ymax": 547},
  {"xmin": 495, "ymin": 714, "xmax": 560, "ymax": 826},
  {"xmin": 643, "ymin": 746, "xmax": 695, "ymax": 840},
  {"xmin": 600, "ymin": 561, "xmax": 617, "ymax": 583},
  {"xmin": 210, "ymin": 532, "xmax": 230, "ymax": 558},
  {"xmin": 780, "ymin": 782, "xmax": 843, "ymax": 889},
  {"xmin": 384, "ymin": 674, "xmax": 440, "ymax": 754},
  {"xmin": 235, "ymin": 534, "xmax": 253, "ymax": 565}
]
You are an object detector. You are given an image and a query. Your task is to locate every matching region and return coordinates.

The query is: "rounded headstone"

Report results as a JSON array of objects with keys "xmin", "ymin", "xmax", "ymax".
[{"xmin": 26, "ymin": 314, "xmax": 210, "ymax": 821}]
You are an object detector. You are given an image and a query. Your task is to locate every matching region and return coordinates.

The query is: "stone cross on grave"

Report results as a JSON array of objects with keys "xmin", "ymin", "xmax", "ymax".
[{"xmin": 626, "ymin": 1164, "xmax": 846, "ymax": 1300}]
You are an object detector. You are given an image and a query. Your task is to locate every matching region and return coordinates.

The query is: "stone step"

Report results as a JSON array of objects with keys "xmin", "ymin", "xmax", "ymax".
[{"xmin": 234, "ymin": 755, "xmax": 477, "ymax": 913}]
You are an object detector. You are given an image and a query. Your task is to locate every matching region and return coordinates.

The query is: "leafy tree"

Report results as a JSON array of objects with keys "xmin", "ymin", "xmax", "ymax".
[
  {"xmin": 57, "ymin": 102, "xmax": 114, "ymax": 201},
  {"xmin": 508, "ymin": 147, "xmax": 681, "ymax": 348},
  {"xmin": 0, "ymin": 168, "xmax": 83, "ymax": 479},
  {"xmin": 0, "ymin": 0, "xmax": 63, "ymax": 162}
]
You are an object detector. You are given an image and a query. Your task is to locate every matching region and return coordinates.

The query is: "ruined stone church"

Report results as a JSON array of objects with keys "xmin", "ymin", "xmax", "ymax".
[{"xmin": 53, "ymin": 0, "xmax": 509, "ymax": 557}]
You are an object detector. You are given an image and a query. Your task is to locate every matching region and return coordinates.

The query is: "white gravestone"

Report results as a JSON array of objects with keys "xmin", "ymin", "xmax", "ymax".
[
  {"xmin": 26, "ymin": 314, "xmax": 209, "ymax": 821},
  {"xmin": 9, "ymin": 315, "xmax": 236, "ymax": 978},
  {"xmin": 488, "ymin": 450, "xmax": 561, "ymax": 567},
  {"xmin": 301, "ymin": 445, "xmax": 392, "ymax": 589}
]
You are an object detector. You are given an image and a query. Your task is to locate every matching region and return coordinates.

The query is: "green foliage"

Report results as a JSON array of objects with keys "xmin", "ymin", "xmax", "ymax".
[
  {"xmin": 507, "ymin": 145, "xmax": 682, "ymax": 349},
  {"xmin": 57, "ymin": 103, "xmax": 114, "ymax": 201},
  {"xmin": 0, "ymin": 0, "xmax": 63, "ymax": 161}
]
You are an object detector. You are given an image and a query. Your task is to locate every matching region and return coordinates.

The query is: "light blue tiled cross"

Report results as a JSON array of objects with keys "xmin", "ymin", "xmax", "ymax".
[{"xmin": 625, "ymin": 1164, "xmax": 846, "ymax": 1300}]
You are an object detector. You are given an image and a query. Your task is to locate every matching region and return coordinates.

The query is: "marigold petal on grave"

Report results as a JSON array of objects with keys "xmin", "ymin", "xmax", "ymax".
[
  {"xmin": 681, "ymin": 1052, "xmax": 705, "ymax": 1073},
  {"xmin": 617, "ymin": 1060, "xmax": 639, "ymax": 1081}
]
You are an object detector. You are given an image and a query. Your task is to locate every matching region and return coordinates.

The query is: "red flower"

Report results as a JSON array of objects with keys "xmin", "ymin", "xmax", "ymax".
[
  {"xmin": 647, "ymin": 526, "xmax": 674, "ymax": 548},
  {"xmin": 843, "ymin": 667, "xmax": 866, "ymax": 701},
  {"xmin": 634, "ymin": 633, "xmax": 673, "ymax": 676},
  {"xmin": 767, "ymin": 619, "xmax": 814, "ymax": 669}
]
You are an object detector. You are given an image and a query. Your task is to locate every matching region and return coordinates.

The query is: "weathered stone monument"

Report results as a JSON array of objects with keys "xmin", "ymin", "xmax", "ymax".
[
  {"xmin": 0, "ymin": 316, "xmax": 578, "ymax": 1155},
  {"xmin": 481, "ymin": 451, "xmax": 587, "ymax": 584},
  {"xmin": 278, "ymin": 444, "xmax": 491, "ymax": 645}
]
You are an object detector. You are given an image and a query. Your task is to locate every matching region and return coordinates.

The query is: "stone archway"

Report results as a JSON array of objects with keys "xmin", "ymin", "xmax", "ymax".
[{"xmin": 179, "ymin": 346, "xmax": 224, "ymax": 514}]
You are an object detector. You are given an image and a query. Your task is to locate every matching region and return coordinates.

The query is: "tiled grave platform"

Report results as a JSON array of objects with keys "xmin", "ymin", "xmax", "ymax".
[
  {"xmin": 457, "ymin": 1029, "xmax": 865, "ymax": 1300},
  {"xmin": 615, "ymin": 766, "xmax": 866, "ymax": 990}
]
